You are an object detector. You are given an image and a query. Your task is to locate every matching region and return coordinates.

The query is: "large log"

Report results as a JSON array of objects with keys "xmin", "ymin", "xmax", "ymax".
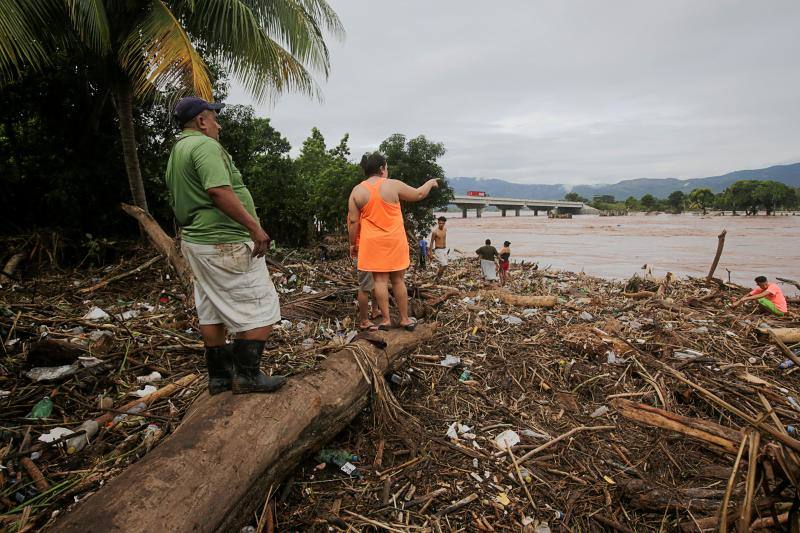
[
  {"xmin": 56, "ymin": 325, "xmax": 434, "ymax": 532},
  {"xmin": 760, "ymin": 328, "xmax": 800, "ymax": 344},
  {"xmin": 482, "ymin": 290, "xmax": 557, "ymax": 308},
  {"xmin": 612, "ymin": 398, "xmax": 743, "ymax": 454}
]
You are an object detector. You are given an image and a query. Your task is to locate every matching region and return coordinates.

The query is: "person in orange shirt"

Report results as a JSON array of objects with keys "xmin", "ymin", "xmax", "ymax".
[
  {"xmin": 347, "ymin": 152, "xmax": 439, "ymax": 331},
  {"xmin": 732, "ymin": 276, "xmax": 788, "ymax": 316}
]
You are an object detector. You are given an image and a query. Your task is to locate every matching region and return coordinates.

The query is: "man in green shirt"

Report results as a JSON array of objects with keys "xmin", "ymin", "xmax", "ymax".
[
  {"xmin": 475, "ymin": 239, "xmax": 499, "ymax": 283},
  {"xmin": 165, "ymin": 97, "xmax": 285, "ymax": 396}
]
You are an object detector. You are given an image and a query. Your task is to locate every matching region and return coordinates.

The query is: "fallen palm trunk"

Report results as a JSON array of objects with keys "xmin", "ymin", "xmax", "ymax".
[
  {"xmin": 760, "ymin": 327, "xmax": 800, "ymax": 344},
  {"xmin": 611, "ymin": 398, "xmax": 742, "ymax": 454},
  {"xmin": 622, "ymin": 479, "xmax": 729, "ymax": 512},
  {"xmin": 56, "ymin": 325, "xmax": 433, "ymax": 533},
  {"xmin": 482, "ymin": 290, "xmax": 557, "ymax": 308},
  {"xmin": 120, "ymin": 202, "xmax": 192, "ymax": 290}
]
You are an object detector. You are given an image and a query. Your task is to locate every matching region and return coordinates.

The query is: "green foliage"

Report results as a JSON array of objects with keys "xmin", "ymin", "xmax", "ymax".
[
  {"xmin": 624, "ymin": 196, "xmax": 640, "ymax": 210},
  {"xmin": 688, "ymin": 188, "xmax": 714, "ymax": 214},
  {"xmin": 667, "ymin": 191, "xmax": 686, "ymax": 213},
  {"xmin": 640, "ymin": 193, "xmax": 657, "ymax": 211},
  {"xmin": 564, "ymin": 192, "xmax": 587, "ymax": 202},
  {"xmin": 379, "ymin": 134, "xmax": 454, "ymax": 236}
]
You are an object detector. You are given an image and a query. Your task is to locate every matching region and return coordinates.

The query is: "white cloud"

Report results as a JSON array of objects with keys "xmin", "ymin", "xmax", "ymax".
[{"xmin": 226, "ymin": 0, "xmax": 800, "ymax": 185}]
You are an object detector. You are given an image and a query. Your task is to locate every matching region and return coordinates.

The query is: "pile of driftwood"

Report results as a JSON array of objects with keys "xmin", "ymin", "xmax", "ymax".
[{"xmin": 2, "ymin": 234, "xmax": 800, "ymax": 531}]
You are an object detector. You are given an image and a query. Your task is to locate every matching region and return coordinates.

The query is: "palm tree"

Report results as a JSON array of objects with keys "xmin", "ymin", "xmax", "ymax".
[{"xmin": 0, "ymin": 0, "xmax": 343, "ymax": 212}]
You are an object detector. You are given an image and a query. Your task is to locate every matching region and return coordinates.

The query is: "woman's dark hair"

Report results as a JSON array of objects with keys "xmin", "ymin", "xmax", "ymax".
[
  {"xmin": 485, "ymin": 239, "xmax": 491, "ymax": 245},
  {"xmin": 504, "ymin": 241, "xmax": 511, "ymax": 247},
  {"xmin": 755, "ymin": 275, "xmax": 767, "ymax": 283},
  {"xmin": 359, "ymin": 152, "xmax": 386, "ymax": 177}
]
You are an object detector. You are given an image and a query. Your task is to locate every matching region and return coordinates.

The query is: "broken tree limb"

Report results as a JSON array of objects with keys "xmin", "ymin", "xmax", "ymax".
[
  {"xmin": 120, "ymin": 203, "xmax": 192, "ymax": 289},
  {"xmin": 55, "ymin": 325, "xmax": 434, "ymax": 533},
  {"xmin": 78, "ymin": 255, "xmax": 161, "ymax": 294},
  {"xmin": 621, "ymin": 479, "xmax": 728, "ymax": 512},
  {"xmin": 612, "ymin": 398, "xmax": 742, "ymax": 454},
  {"xmin": 706, "ymin": 229, "xmax": 727, "ymax": 281},
  {"xmin": 759, "ymin": 327, "xmax": 800, "ymax": 345},
  {"xmin": 482, "ymin": 290, "xmax": 557, "ymax": 308},
  {"xmin": 776, "ymin": 277, "xmax": 800, "ymax": 292}
]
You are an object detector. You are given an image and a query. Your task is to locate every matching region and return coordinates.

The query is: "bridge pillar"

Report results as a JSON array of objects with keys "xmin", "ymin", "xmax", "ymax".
[
  {"xmin": 501, "ymin": 209, "xmax": 507, "ymax": 217},
  {"xmin": 515, "ymin": 208, "xmax": 521, "ymax": 216},
  {"xmin": 476, "ymin": 207, "xmax": 483, "ymax": 218},
  {"xmin": 533, "ymin": 209, "xmax": 538, "ymax": 216},
  {"xmin": 461, "ymin": 207, "xmax": 468, "ymax": 218}
]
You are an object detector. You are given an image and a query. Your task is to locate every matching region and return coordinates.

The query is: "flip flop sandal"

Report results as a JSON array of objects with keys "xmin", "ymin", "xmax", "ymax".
[
  {"xmin": 359, "ymin": 323, "xmax": 379, "ymax": 332},
  {"xmin": 377, "ymin": 323, "xmax": 391, "ymax": 331},
  {"xmin": 402, "ymin": 319, "xmax": 417, "ymax": 332}
]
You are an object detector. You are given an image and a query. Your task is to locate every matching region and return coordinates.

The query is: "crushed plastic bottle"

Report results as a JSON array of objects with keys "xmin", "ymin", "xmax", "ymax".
[
  {"xmin": 779, "ymin": 359, "xmax": 796, "ymax": 369},
  {"xmin": 25, "ymin": 396, "xmax": 53, "ymax": 419},
  {"xmin": 459, "ymin": 369, "xmax": 471, "ymax": 382},
  {"xmin": 316, "ymin": 449, "xmax": 362, "ymax": 478}
]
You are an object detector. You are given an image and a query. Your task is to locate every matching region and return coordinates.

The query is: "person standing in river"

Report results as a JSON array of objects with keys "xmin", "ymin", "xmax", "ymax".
[
  {"xmin": 498, "ymin": 241, "xmax": 511, "ymax": 286},
  {"xmin": 347, "ymin": 152, "xmax": 439, "ymax": 331},
  {"xmin": 165, "ymin": 97, "xmax": 285, "ymax": 396},
  {"xmin": 430, "ymin": 216, "xmax": 448, "ymax": 282}
]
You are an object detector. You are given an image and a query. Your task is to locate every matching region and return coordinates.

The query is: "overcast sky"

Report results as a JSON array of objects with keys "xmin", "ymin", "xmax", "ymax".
[{"xmin": 227, "ymin": 0, "xmax": 800, "ymax": 186}]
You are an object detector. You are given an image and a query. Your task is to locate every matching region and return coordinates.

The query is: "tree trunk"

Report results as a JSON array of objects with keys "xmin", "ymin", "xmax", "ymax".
[
  {"xmin": 113, "ymin": 82, "xmax": 149, "ymax": 213},
  {"xmin": 55, "ymin": 325, "xmax": 434, "ymax": 533}
]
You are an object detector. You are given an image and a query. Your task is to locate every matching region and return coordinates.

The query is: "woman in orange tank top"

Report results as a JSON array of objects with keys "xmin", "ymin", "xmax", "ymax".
[{"xmin": 347, "ymin": 152, "xmax": 440, "ymax": 331}]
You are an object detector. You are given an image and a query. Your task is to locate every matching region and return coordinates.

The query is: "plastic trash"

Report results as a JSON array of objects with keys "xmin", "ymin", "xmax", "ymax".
[
  {"xmin": 26, "ymin": 396, "xmax": 53, "ymax": 419},
  {"xmin": 25, "ymin": 364, "xmax": 79, "ymax": 382},
  {"xmin": 37, "ymin": 427, "xmax": 72, "ymax": 444},
  {"xmin": 521, "ymin": 429, "xmax": 549, "ymax": 440},
  {"xmin": 501, "ymin": 315, "xmax": 523, "ymax": 325},
  {"xmin": 779, "ymin": 359, "xmax": 796, "ymax": 369},
  {"xmin": 590, "ymin": 405, "xmax": 609, "ymax": 418},
  {"xmin": 316, "ymin": 449, "xmax": 362, "ymax": 478},
  {"xmin": 0, "ymin": 390, "xmax": 9, "ymax": 399},
  {"xmin": 606, "ymin": 351, "xmax": 628, "ymax": 365},
  {"xmin": 112, "ymin": 402, "xmax": 146, "ymax": 423},
  {"xmin": 131, "ymin": 385, "xmax": 158, "ymax": 398},
  {"xmin": 459, "ymin": 369, "xmax": 471, "ymax": 382},
  {"xmin": 494, "ymin": 429, "xmax": 520, "ymax": 450},
  {"xmin": 788, "ymin": 397, "xmax": 800, "ymax": 412},
  {"xmin": 579, "ymin": 311, "xmax": 594, "ymax": 321},
  {"xmin": 534, "ymin": 522, "xmax": 552, "ymax": 533},
  {"xmin": 748, "ymin": 357, "xmax": 758, "ymax": 364},
  {"xmin": 787, "ymin": 425, "xmax": 798, "ymax": 435},
  {"xmin": 522, "ymin": 308, "xmax": 538, "ymax": 317},
  {"xmin": 674, "ymin": 349, "xmax": 704, "ymax": 360},
  {"xmin": 136, "ymin": 371, "xmax": 162, "ymax": 384},
  {"xmin": 64, "ymin": 420, "xmax": 100, "ymax": 454},
  {"xmin": 240, "ymin": 527, "xmax": 256, "ymax": 533},
  {"xmin": 141, "ymin": 424, "xmax": 163, "ymax": 452},
  {"xmin": 439, "ymin": 354, "xmax": 461, "ymax": 367},
  {"xmin": 88, "ymin": 329, "xmax": 112, "ymax": 342},
  {"xmin": 78, "ymin": 356, "xmax": 103, "ymax": 367},
  {"xmin": 545, "ymin": 315, "xmax": 555, "ymax": 325},
  {"xmin": 83, "ymin": 306, "xmax": 110, "ymax": 321},
  {"xmin": 517, "ymin": 466, "xmax": 533, "ymax": 483}
]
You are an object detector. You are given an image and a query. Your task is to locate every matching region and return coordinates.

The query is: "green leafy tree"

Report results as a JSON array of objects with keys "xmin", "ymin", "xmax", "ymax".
[
  {"xmin": 564, "ymin": 192, "xmax": 587, "ymax": 202},
  {"xmin": 640, "ymin": 193, "xmax": 657, "ymax": 211},
  {"xmin": 729, "ymin": 180, "xmax": 760, "ymax": 215},
  {"xmin": 379, "ymin": 134, "xmax": 453, "ymax": 236},
  {"xmin": 667, "ymin": 191, "xmax": 686, "ymax": 213},
  {"xmin": 688, "ymin": 188, "xmax": 715, "ymax": 214},
  {"xmin": 624, "ymin": 196, "xmax": 639, "ymax": 211},
  {"xmin": 754, "ymin": 180, "xmax": 795, "ymax": 215},
  {"xmin": 0, "ymin": 0, "xmax": 343, "ymax": 213}
]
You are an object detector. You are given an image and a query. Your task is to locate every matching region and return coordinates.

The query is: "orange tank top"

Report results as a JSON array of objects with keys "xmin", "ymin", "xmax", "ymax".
[{"xmin": 357, "ymin": 178, "xmax": 410, "ymax": 272}]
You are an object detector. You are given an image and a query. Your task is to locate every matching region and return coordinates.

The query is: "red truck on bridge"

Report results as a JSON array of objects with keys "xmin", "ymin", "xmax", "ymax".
[{"xmin": 466, "ymin": 191, "xmax": 487, "ymax": 197}]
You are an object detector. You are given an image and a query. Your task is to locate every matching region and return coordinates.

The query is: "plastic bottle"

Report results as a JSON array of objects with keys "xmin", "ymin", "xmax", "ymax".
[
  {"xmin": 459, "ymin": 369, "xmax": 471, "ymax": 382},
  {"xmin": 26, "ymin": 396, "xmax": 53, "ymax": 419},
  {"xmin": 779, "ymin": 359, "xmax": 795, "ymax": 369}
]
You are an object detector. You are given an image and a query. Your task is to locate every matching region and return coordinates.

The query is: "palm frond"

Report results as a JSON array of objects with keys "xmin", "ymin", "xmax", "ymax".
[
  {"xmin": 119, "ymin": 0, "xmax": 212, "ymax": 100},
  {"xmin": 0, "ymin": 0, "xmax": 58, "ymax": 81},
  {"xmin": 65, "ymin": 0, "xmax": 111, "ymax": 54},
  {"xmin": 176, "ymin": 0, "xmax": 342, "ymax": 102}
]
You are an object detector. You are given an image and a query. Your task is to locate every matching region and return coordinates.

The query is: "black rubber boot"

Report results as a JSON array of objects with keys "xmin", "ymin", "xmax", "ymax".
[
  {"xmin": 231, "ymin": 339, "xmax": 286, "ymax": 394},
  {"xmin": 205, "ymin": 344, "xmax": 234, "ymax": 395}
]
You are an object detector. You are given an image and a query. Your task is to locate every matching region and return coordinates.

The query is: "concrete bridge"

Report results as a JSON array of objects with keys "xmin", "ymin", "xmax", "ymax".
[{"xmin": 451, "ymin": 195, "xmax": 589, "ymax": 217}]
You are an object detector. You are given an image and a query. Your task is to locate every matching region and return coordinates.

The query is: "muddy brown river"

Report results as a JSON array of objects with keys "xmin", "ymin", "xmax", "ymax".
[{"xmin": 436, "ymin": 212, "xmax": 800, "ymax": 296}]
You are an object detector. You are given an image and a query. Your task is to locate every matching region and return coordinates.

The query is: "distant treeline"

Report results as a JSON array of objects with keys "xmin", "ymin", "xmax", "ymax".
[
  {"xmin": 0, "ymin": 55, "xmax": 452, "ymax": 254},
  {"xmin": 565, "ymin": 180, "xmax": 800, "ymax": 215}
]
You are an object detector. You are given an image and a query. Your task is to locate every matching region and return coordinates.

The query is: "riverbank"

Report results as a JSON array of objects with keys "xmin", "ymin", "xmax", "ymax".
[{"xmin": 1, "ymin": 245, "xmax": 799, "ymax": 531}]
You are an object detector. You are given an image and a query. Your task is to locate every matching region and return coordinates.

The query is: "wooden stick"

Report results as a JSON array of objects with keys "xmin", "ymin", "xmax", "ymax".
[
  {"xmin": 706, "ymin": 229, "xmax": 727, "ymax": 281},
  {"xmin": 719, "ymin": 433, "xmax": 748, "ymax": 533},
  {"xmin": 768, "ymin": 330, "xmax": 800, "ymax": 367},
  {"xmin": 120, "ymin": 203, "xmax": 192, "ymax": 289},
  {"xmin": 517, "ymin": 425, "xmax": 615, "ymax": 463},
  {"xmin": 749, "ymin": 512, "xmax": 789, "ymax": 530},
  {"xmin": 78, "ymin": 255, "xmax": 161, "ymax": 294},
  {"xmin": 19, "ymin": 457, "xmax": 50, "ymax": 492},
  {"xmin": 738, "ymin": 431, "xmax": 761, "ymax": 531}
]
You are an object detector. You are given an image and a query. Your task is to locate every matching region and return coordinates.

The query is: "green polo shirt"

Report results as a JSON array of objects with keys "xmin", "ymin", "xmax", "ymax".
[{"xmin": 164, "ymin": 130, "xmax": 257, "ymax": 244}]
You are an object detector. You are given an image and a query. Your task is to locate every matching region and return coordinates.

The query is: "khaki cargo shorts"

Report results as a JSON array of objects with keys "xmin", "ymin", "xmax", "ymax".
[
  {"xmin": 181, "ymin": 241, "xmax": 281, "ymax": 333},
  {"xmin": 357, "ymin": 269, "xmax": 374, "ymax": 292}
]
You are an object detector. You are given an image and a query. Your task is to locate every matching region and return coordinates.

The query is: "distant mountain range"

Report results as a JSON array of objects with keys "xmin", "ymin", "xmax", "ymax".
[{"xmin": 449, "ymin": 162, "xmax": 800, "ymax": 200}]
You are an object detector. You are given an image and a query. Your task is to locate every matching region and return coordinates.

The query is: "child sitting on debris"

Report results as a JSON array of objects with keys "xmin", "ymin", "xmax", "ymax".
[{"xmin": 732, "ymin": 276, "xmax": 788, "ymax": 316}]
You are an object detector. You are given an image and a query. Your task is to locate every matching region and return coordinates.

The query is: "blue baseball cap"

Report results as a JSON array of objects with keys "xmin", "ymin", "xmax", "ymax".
[{"xmin": 173, "ymin": 97, "xmax": 225, "ymax": 126}]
